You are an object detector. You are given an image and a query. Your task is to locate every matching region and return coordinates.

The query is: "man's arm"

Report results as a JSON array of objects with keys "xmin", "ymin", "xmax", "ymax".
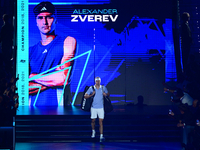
[
  {"xmin": 84, "ymin": 87, "xmax": 95, "ymax": 99},
  {"xmin": 84, "ymin": 92, "xmax": 95, "ymax": 99},
  {"xmin": 29, "ymin": 81, "xmax": 47, "ymax": 94},
  {"xmin": 103, "ymin": 92, "xmax": 110, "ymax": 97},
  {"xmin": 103, "ymin": 86, "xmax": 110, "ymax": 97},
  {"xmin": 30, "ymin": 36, "xmax": 77, "ymax": 87}
]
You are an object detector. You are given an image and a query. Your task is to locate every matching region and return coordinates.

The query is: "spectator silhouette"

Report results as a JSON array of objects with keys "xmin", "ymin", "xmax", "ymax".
[
  {"xmin": 181, "ymin": 12, "xmax": 192, "ymax": 73},
  {"xmin": 177, "ymin": 104, "xmax": 195, "ymax": 149},
  {"xmin": 170, "ymin": 88, "xmax": 194, "ymax": 106},
  {"xmin": 0, "ymin": 14, "xmax": 13, "ymax": 72},
  {"xmin": 135, "ymin": 95, "xmax": 147, "ymax": 107}
]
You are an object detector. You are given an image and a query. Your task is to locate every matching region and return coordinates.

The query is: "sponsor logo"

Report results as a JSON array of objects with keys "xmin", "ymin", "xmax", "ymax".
[{"xmin": 41, "ymin": 7, "xmax": 47, "ymax": 11}]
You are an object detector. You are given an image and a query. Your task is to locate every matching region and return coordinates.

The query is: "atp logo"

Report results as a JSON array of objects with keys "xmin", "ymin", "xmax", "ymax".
[{"xmin": 20, "ymin": 59, "xmax": 26, "ymax": 63}]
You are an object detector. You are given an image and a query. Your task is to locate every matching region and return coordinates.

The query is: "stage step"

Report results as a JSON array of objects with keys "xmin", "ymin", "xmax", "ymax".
[{"xmin": 15, "ymin": 114, "xmax": 181, "ymax": 142}]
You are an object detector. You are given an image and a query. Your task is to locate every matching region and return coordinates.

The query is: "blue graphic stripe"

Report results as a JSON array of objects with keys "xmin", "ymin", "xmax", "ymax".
[
  {"xmin": 58, "ymin": 66, "xmax": 72, "ymax": 106},
  {"xmin": 104, "ymin": 59, "xmax": 124, "ymax": 86},
  {"xmin": 72, "ymin": 50, "xmax": 92, "ymax": 105},
  {"xmin": 110, "ymin": 94, "xmax": 125, "ymax": 97},
  {"xmin": 29, "ymin": 2, "xmax": 77, "ymax": 5},
  {"xmin": 29, "ymin": 86, "xmax": 42, "ymax": 106},
  {"xmin": 29, "ymin": 2, "xmax": 110, "ymax": 5}
]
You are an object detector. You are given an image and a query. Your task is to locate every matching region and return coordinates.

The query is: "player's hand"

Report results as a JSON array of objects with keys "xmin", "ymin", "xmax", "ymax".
[
  {"xmin": 29, "ymin": 82, "xmax": 47, "ymax": 94},
  {"xmin": 103, "ymin": 93, "xmax": 107, "ymax": 97}
]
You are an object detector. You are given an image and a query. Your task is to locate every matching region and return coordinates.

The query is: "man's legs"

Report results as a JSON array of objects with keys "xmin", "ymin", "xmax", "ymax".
[
  {"xmin": 91, "ymin": 119, "xmax": 96, "ymax": 130},
  {"xmin": 90, "ymin": 108, "xmax": 105, "ymax": 141},
  {"xmin": 99, "ymin": 118, "xmax": 103, "ymax": 135},
  {"xmin": 99, "ymin": 118, "xmax": 105, "ymax": 142},
  {"xmin": 91, "ymin": 118, "xmax": 96, "ymax": 138},
  {"xmin": 98, "ymin": 108, "xmax": 105, "ymax": 142},
  {"xmin": 91, "ymin": 108, "xmax": 97, "ymax": 138}
]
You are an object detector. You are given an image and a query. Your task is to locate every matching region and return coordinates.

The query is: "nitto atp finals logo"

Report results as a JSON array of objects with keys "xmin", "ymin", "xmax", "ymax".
[{"xmin": 71, "ymin": 9, "xmax": 118, "ymax": 22}]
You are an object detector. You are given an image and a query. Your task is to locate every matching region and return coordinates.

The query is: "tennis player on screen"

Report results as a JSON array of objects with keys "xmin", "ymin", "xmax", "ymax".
[{"xmin": 29, "ymin": 1, "xmax": 76, "ymax": 106}]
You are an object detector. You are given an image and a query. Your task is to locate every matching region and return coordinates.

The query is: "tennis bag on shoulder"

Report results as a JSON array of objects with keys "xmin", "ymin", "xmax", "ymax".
[
  {"xmin": 103, "ymin": 96, "xmax": 113, "ymax": 113},
  {"xmin": 81, "ymin": 86, "xmax": 95, "ymax": 112},
  {"xmin": 102, "ymin": 86, "xmax": 113, "ymax": 113}
]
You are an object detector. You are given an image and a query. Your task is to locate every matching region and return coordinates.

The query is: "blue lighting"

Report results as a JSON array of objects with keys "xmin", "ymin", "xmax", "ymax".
[{"xmin": 17, "ymin": 0, "xmax": 176, "ymax": 106}]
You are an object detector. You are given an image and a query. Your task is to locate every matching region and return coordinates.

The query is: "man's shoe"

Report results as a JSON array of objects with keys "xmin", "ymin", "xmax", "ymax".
[
  {"xmin": 91, "ymin": 132, "xmax": 95, "ymax": 138},
  {"xmin": 100, "ymin": 137, "xmax": 105, "ymax": 142}
]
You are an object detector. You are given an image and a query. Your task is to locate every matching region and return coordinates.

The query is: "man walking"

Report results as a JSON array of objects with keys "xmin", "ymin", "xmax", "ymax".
[{"xmin": 84, "ymin": 77, "xmax": 109, "ymax": 142}]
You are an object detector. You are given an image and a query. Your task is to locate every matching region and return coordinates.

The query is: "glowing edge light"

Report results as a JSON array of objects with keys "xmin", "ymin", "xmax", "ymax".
[
  {"xmin": 72, "ymin": 50, "xmax": 92, "ymax": 105},
  {"xmin": 104, "ymin": 59, "xmax": 124, "ymax": 86},
  {"xmin": 58, "ymin": 67, "xmax": 71, "ymax": 105},
  {"xmin": 17, "ymin": 0, "xmax": 29, "ymax": 106},
  {"xmin": 28, "ymin": 2, "xmax": 110, "ymax": 5},
  {"xmin": 28, "ymin": 86, "xmax": 42, "ymax": 106}
]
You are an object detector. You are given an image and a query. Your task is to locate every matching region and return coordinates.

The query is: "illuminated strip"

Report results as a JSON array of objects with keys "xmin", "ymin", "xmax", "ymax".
[
  {"xmin": 58, "ymin": 66, "xmax": 72, "ymax": 106},
  {"xmin": 104, "ymin": 59, "xmax": 124, "ymax": 86},
  {"xmin": 29, "ymin": 2, "xmax": 110, "ymax": 5},
  {"xmin": 110, "ymin": 94, "xmax": 126, "ymax": 97},
  {"xmin": 164, "ymin": 19, "xmax": 177, "ymax": 82},
  {"xmin": 29, "ymin": 2, "xmax": 76, "ymax": 5},
  {"xmin": 17, "ymin": 0, "xmax": 29, "ymax": 106},
  {"xmin": 71, "ymin": 50, "xmax": 92, "ymax": 105}
]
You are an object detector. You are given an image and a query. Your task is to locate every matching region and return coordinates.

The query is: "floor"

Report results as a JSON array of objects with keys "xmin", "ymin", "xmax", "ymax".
[
  {"xmin": 13, "ymin": 105, "xmax": 182, "ymax": 150},
  {"xmin": 16, "ymin": 105, "xmax": 180, "ymax": 116},
  {"xmin": 15, "ymin": 142, "xmax": 182, "ymax": 150}
]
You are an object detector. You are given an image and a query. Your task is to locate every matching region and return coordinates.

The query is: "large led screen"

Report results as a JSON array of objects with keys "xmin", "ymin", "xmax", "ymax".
[{"xmin": 17, "ymin": 0, "xmax": 176, "ymax": 106}]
